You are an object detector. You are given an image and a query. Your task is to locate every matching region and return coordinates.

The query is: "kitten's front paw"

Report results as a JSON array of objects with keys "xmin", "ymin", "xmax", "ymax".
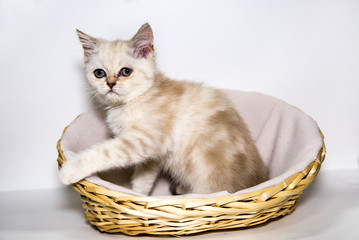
[
  {"xmin": 59, "ymin": 152, "xmax": 87, "ymax": 185},
  {"xmin": 59, "ymin": 163, "xmax": 83, "ymax": 185}
]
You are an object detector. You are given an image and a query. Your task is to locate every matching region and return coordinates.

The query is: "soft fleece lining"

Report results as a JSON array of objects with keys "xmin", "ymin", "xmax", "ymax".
[{"xmin": 60, "ymin": 90, "xmax": 323, "ymax": 199}]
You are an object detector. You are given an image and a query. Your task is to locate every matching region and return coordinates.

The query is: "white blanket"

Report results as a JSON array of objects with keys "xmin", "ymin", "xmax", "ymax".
[{"xmin": 60, "ymin": 90, "xmax": 323, "ymax": 198}]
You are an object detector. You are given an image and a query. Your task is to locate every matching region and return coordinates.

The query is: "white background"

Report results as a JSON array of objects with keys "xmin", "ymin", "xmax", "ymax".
[{"xmin": 0, "ymin": 0, "xmax": 358, "ymax": 192}]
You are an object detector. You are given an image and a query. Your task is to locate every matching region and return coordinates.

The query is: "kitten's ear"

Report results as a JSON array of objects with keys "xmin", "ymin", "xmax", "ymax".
[
  {"xmin": 131, "ymin": 23, "xmax": 154, "ymax": 58},
  {"xmin": 76, "ymin": 29, "xmax": 98, "ymax": 58}
]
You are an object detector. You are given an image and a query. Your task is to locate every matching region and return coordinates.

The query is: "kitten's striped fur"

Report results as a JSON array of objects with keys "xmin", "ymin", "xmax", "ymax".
[{"xmin": 59, "ymin": 23, "xmax": 267, "ymax": 194}]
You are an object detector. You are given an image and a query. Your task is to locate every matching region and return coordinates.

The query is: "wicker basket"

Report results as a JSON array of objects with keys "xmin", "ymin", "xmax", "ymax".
[{"xmin": 57, "ymin": 92, "xmax": 325, "ymax": 236}]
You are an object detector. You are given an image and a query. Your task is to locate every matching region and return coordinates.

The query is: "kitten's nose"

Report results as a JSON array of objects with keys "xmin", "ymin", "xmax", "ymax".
[
  {"xmin": 107, "ymin": 77, "xmax": 117, "ymax": 89},
  {"xmin": 107, "ymin": 82, "xmax": 116, "ymax": 89}
]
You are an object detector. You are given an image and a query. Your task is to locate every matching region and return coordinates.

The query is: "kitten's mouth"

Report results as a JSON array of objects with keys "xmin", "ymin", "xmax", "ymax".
[{"xmin": 106, "ymin": 90, "xmax": 119, "ymax": 96}]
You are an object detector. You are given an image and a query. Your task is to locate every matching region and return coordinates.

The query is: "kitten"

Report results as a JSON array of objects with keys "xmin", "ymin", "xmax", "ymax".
[{"xmin": 59, "ymin": 23, "xmax": 267, "ymax": 195}]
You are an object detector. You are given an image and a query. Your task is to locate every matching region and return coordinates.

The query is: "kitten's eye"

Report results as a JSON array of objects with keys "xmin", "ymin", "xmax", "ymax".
[
  {"xmin": 119, "ymin": 67, "xmax": 132, "ymax": 77},
  {"xmin": 93, "ymin": 69, "xmax": 106, "ymax": 78}
]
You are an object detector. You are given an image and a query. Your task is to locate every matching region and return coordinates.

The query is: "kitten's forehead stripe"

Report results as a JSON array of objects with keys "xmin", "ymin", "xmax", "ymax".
[{"xmin": 95, "ymin": 40, "xmax": 132, "ymax": 76}]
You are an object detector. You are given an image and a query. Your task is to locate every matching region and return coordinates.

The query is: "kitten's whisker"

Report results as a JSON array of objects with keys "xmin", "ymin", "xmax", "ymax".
[{"xmin": 86, "ymin": 89, "xmax": 101, "ymax": 105}]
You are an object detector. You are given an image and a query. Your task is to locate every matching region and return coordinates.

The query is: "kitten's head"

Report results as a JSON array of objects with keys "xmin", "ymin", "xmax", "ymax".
[{"xmin": 77, "ymin": 23, "xmax": 156, "ymax": 106}]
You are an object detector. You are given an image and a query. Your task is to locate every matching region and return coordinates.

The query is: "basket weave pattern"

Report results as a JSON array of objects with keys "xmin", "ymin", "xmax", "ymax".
[{"xmin": 57, "ymin": 125, "xmax": 325, "ymax": 236}]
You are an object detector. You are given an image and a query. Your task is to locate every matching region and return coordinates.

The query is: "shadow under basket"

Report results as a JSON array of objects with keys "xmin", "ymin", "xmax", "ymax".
[{"xmin": 57, "ymin": 90, "xmax": 326, "ymax": 236}]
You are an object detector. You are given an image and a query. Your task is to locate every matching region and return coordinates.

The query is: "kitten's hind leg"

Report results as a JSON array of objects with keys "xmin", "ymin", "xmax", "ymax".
[
  {"xmin": 131, "ymin": 160, "xmax": 160, "ymax": 195},
  {"xmin": 175, "ymin": 184, "xmax": 190, "ymax": 195}
]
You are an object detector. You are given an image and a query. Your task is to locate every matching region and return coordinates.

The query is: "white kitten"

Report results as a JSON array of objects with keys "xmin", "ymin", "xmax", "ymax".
[{"xmin": 59, "ymin": 23, "xmax": 267, "ymax": 195}]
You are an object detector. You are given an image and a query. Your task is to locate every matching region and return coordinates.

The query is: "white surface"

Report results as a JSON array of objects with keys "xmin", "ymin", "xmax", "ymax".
[
  {"xmin": 0, "ymin": 1, "xmax": 358, "ymax": 192},
  {"xmin": 0, "ymin": 169, "xmax": 358, "ymax": 239}
]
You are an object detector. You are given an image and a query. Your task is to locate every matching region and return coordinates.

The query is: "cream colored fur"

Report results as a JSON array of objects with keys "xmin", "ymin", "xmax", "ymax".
[{"xmin": 59, "ymin": 23, "xmax": 267, "ymax": 195}]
